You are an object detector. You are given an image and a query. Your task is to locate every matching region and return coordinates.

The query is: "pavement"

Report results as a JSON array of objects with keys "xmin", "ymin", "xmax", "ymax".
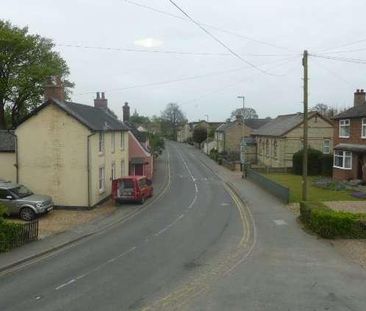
[{"xmin": 0, "ymin": 142, "xmax": 365, "ymax": 311}]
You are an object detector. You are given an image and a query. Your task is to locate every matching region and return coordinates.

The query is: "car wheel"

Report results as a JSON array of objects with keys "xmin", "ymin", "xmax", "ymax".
[
  {"xmin": 140, "ymin": 197, "xmax": 145, "ymax": 204},
  {"xmin": 20, "ymin": 207, "xmax": 36, "ymax": 221}
]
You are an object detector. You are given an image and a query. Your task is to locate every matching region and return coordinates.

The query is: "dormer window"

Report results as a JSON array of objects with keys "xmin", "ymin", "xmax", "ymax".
[
  {"xmin": 339, "ymin": 119, "xmax": 350, "ymax": 138},
  {"xmin": 362, "ymin": 119, "xmax": 366, "ymax": 138}
]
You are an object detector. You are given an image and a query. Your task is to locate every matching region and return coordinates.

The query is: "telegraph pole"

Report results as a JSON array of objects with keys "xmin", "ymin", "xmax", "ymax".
[
  {"xmin": 205, "ymin": 114, "xmax": 209, "ymax": 155},
  {"xmin": 238, "ymin": 96, "xmax": 245, "ymax": 176},
  {"xmin": 302, "ymin": 50, "xmax": 309, "ymax": 201}
]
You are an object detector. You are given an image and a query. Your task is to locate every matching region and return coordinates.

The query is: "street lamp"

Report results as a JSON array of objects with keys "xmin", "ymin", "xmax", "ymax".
[
  {"xmin": 204, "ymin": 114, "xmax": 209, "ymax": 155},
  {"xmin": 237, "ymin": 96, "xmax": 245, "ymax": 177}
]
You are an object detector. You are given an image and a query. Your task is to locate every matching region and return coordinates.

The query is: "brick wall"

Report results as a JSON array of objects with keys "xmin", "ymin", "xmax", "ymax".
[{"xmin": 334, "ymin": 118, "xmax": 365, "ymax": 146}]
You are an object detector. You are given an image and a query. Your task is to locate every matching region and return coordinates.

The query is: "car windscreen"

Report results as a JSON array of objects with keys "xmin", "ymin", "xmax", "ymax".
[
  {"xmin": 120, "ymin": 179, "xmax": 134, "ymax": 190},
  {"xmin": 9, "ymin": 185, "xmax": 33, "ymax": 198},
  {"xmin": 138, "ymin": 179, "xmax": 146, "ymax": 188}
]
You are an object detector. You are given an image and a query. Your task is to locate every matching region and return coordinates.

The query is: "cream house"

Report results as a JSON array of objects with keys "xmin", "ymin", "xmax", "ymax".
[
  {"xmin": 253, "ymin": 112, "xmax": 333, "ymax": 168},
  {"xmin": 13, "ymin": 78, "xmax": 129, "ymax": 208},
  {"xmin": 0, "ymin": 130, "xmax": 16, "ymax": 182}
]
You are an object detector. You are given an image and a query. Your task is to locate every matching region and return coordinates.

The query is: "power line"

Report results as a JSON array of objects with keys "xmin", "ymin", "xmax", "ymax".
[
  {"xmin": 56, "ymin": 43, "xmax": 231, "ymax": 56},
  {"xmin": 122, "ymin": 0, "xmax": 295, "ymax": 53},
  {"xmin": 75, "ymin": 56, "xmax": 297, "ymax": 96},
  {"xmin": 317, "ymin": 38, "xmax": 366, "ymax": 53},
  {"xmin": 310, "ymin": 53, "xmax": 366, "ymax": 65},
  {"xmin": 167, "ymin": 0, "xmax": 278, "ymax": 76}
]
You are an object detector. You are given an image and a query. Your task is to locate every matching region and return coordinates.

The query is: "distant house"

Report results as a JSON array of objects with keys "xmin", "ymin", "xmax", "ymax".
[
  {"xmin": 122, "ymin": 102, "xmax": 154, "ymax": 179},
  {"xmin": 0, "ymin": 130, "xmax": 16, "ymax": 182},
  {"xmin": 177, "ymin": 121, "xmax": 222, "ymax": 143},
  {"xmin": 333, "ymin": 89, "xmax": 366, "ymax": 181},
  {"xmin": 13, "ymin": 77, "xmax": 129, "ymax": 208},
  {"xmin": 253, "ymin": 112, "xmax": 333, "ymax": 168},
  {"xmin": 215, "ymin": 118, "xmax": 270, "ymax": 163}
]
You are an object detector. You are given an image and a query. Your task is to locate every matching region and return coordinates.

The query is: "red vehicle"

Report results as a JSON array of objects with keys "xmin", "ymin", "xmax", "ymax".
[{"xmin": 112, "ymin": 176, "xmax": 153, "ymax": 204}]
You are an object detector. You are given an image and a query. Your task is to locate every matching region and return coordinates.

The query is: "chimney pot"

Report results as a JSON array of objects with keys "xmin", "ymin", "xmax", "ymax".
[
  {"xmin": 101, "ymin": 92, "xmax": 105, "ymax": 99},
  {"xmin": 96, "ymin": 92, "xmax": 100, "ymax": 99}
]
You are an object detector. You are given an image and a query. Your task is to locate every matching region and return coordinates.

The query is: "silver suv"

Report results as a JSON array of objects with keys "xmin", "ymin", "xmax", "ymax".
[{"xmin": 0, "ymin": 181, "xmax": 53, "ymax": 221}]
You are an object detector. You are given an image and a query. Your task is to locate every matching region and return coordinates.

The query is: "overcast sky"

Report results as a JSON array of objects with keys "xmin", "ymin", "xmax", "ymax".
[{"xmin": 2, "ymin": 0, "xmax": 366, "ymax": 121}]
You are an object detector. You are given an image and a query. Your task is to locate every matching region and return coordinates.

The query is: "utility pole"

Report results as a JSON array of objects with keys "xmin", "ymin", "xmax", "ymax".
[
  {"xmin": 302, "ymin": 50, "xmax": 309, "ymax": 201},
  {"xmin": 237, "ymin": 96, "xmax": 245, "ymax": 176},
  {"xmin": 205, "ymin": 114, "xmax": 209, "ymax": 155}
]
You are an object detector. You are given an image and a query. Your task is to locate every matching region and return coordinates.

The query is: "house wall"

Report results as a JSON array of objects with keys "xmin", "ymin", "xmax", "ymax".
[
  {"xmin": 0, "ymin": 152, "xmax": 16, "ymax": 182},
  {"xmin": 16, "ymin": 104, "xmax": 90, "ymax": 207},
  {"xmin": 256, "ymin": 115, "xmax": 333, "ymax": 168},
  {"xmin": 128, "ymin": 132, "xmax": 153, "ymax": 179},
  {"xmin": 89, "ymin": 130, "xmax": 129, "ymax": 207}
]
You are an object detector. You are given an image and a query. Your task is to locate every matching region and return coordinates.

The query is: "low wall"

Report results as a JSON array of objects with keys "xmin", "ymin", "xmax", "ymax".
[{"xmin": 247, "ymin": 168, "xmax": 290, "ymax": 204}]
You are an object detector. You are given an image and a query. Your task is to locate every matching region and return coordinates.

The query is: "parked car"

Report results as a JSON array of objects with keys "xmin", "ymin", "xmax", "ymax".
[
  {"xmin": 112, "ymin": 176, "xmax": 153, "ymax": 204},
  {"xmin": 0, "ymin": 181, "xmax": 53, "ymax": 221}
]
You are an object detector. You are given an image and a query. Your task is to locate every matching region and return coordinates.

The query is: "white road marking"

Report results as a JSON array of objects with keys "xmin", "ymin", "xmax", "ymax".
[
  {"xmin": 155, "ymin": 214, "xmax": 185, "ymax": 236},
  {"xmin": 55, "ymin": 279, "xmax": 76, "ymax": 290},
  {"xmin": 194, "ymin": 183, "xmax": 198, "ymax": 193},
  {"xmin": 220, "ymin": 203, "xmax": 230, "ymax": 206},
  {"xmin": 273, "ymin": 219, "xmax": 287, "ymax": 226},
  {"xmin": 35, "ymin": 296, "xmax": 41, "ymax": 300}
]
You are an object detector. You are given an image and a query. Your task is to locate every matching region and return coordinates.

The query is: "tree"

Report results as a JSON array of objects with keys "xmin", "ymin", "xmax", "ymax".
[
  {"xmin": 161, "ymin": 103, "xmax": 186, "ymax": 140},
  {"xmin": 0, "ymin": 20, "xmax": 73, "ymax": 129},
  {"xmin": 192, "ymin": 126, "xmax": 207, "ymax": 148},
  {"xmin": 130, "ymin": 110, "xmax": 151, "ymax": 125},
  {"xmin": 231, "ymin": 107, "xmax": 258, "ymax": 120},
  {"xmin": 311, "ymin": 103, "xmax": 338, "ymax": 118}
]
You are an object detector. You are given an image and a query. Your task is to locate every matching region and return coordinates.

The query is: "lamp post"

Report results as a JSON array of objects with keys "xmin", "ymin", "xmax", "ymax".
[
  {"xmin": 237, "ymin": 96, "xmax": 245, "ymax": 177},
  {"xmin": 204, "ymin": 114, "xmax": 209, "ymax": 155}
]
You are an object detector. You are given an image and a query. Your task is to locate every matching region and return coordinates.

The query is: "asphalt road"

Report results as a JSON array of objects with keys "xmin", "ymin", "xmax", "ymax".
[{"xmin": 0, "ymin": 142, "xmax": 247, "ymax": 311}]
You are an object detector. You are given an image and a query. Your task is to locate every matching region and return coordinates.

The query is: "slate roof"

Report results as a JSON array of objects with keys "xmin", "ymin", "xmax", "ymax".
[
  {"xmin": 253, "ymin": 112, "xmax": 327, "ymax": 137},
  {"xmin": 16, "ymin": 98, "xmax": 129, "ymax": 131},
  {"xmin": 216, "ymin": 118, "xmax": 271, "ymax": 132},
  {"xmin": 124, "ymin": 121, "xmax": 147, "ymax": 143},
  {"xmin": 0, "ymin": 130, "xmax": 15, "ymax": 152},
  {"xmin": 333, "ymin": 104, "xmax": 366, "ymax": 119}
]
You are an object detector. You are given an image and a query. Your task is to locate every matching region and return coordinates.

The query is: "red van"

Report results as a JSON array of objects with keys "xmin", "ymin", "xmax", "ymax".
[{"xmin": 112, "ymin": 176, "xmax": 153, "ymax": 204}]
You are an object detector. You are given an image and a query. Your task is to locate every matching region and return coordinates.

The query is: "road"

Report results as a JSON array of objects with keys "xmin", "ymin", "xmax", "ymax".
[{"xmin": 1, "ymin": 142, "xmax": 365, "ymax": 311}]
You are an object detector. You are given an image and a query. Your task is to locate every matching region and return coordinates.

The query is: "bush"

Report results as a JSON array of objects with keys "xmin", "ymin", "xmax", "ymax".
[
  {"xmin": 300, "ymin": 201, "xmax": 366, "ymax": 239},
  {"xmin": 0, "ymin": 203, "xmax": 25, "ymax": 252},
  {"xmin": 320, "ymin": 154, "xmax": 333, "ymax": 176},
  {"xmin": 293, "ymin": 148, "xmax": 323, "ymax": 175},
  {"xmin": 209, "ymin": 148, "xmax": 218, "ymax": 161}
]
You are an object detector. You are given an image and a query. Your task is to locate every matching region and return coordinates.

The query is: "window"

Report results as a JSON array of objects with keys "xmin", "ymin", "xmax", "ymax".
[
  {"xmin": 121, "ymin": 160, "xmax": 126, "ymax": 177},
  {"xmin": 323, "ymin": 139, "xmax": 330, "ymax": 154},
  {"xmin": 99, "ymin": 167, "xmax": 105, "ymax": 192},
  {"xmin": 121, "ymin": 132, "xmax": 125, "ymax": 150},
  {"xmin": 362, "ymin": 119, "xmax": 366, "ymax": 138},
  {"xmin": 334, "ymin": 150, "xmax": 352, "ymax": 169},
  {"xmin": 111, "ymin": 132, "xmax": 115, "ymax": 153},
  {"xmin": 273, "ymin": 140, "xmax": 278, "ymax": 158},
  {"xmin": 266, "ymin": 139, "xmax": 269, "ymax": 157},
  {"xmin": 111, "ymin": 163, "xmax": 116, "ymax": 180},
  {"xmin": 99, "ymin": 132, "xmax": 104, "ymax": 153},
  {"xmin": 339, "ymin": 119, "xmax": 350, "ymax": 138}
]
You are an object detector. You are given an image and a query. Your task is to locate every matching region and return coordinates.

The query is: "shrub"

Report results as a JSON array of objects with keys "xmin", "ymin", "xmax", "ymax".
[
  {"xmin": 0, "ymin": 220, "xmax": 24, "ymax": 252},
  {"xmin": 320, "ymin": 154, "xmax": 333, "ymax": 176},
  {"xmin": 293, "ymin": 148, "xmax": 323, "ymax": 175},
  {"xmin": 300, "ymin": 201, "xmax": 366, "ymax": 239},
  {"xmin": 210, "ymin": 148, "xmax": 218, "ymax": 161}
]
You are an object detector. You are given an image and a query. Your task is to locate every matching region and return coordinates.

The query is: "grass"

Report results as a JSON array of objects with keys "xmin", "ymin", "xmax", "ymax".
[{"xmin": 264, "ymin": 173, "xmax": 365, "ymax": 203}]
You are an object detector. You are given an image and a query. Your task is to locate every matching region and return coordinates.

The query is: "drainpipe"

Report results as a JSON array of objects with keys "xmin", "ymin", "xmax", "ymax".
[
  {"xmin": 87, "ymin": 132, "xmax": 96, "ymax": 208},
  {"xmin": 8, "ymin": 130, "xmax": 19, "ymax": 183}
]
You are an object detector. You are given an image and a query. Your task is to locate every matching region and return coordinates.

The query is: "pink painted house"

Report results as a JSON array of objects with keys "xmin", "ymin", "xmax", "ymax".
[{"xmin": 123, "ymin": 103, "xmax": 154, "ymax": 179}]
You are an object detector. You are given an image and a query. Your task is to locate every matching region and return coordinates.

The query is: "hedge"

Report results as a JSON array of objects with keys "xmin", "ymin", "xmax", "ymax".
[
  {"xmin": 300, "ymin": 201, "xmax": 366, "ymax": 239},
  {"xmin": 293, "ymin": 148, "xmax": 333, "ymax": 176},
  {"xmin": 0, "ymin": 203, "xmax": 24, "ymax": 252}
]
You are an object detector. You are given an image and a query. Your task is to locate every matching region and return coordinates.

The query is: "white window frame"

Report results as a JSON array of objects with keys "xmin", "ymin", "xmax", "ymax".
[
  {"xmin": 339, "ymin": 119, "xmax": 350, "ymax": 138},
  {"xmin": 98, "ymin": 167, "xmax": 105, "ymax": 192},
  {"xmin": 120, "ymin": 132, "xmax": 125, "ymax": 150},
  {"xmin": 111, "ymin": 132, "xmax": 115, "ymax": 153},
  {"xmin": 99, "ymin": 132, "xmax": 104, "ymax": 153},
  {"xmin": 362, "ymin": 118, "xmax": 366, "ymax": 138},
  {"xmin": 111, "ymin": 163, "xmax": 116, "ymax": 180},
  {"xmin": 323, "ymin": 139, "xmax": 330, "ymax": 154},
  {"xmin": 333, "ymin": 150, "xmax": 352, "ymax": 170}
]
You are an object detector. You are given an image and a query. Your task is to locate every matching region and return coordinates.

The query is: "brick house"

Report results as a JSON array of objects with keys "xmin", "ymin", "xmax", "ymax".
[
  {"xmin": 333, "ymin": 89, "xmax": 366, "ymax": 181},
  {"xmin": 122, "ymin": 103, "xmax": 154, "ymax": 179},
  {"xmin": 253, "ymin": 112, "xmax": 333, "ymax": 168}
]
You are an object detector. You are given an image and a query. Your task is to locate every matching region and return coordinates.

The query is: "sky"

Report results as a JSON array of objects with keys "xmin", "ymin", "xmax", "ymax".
[{"xmin": 2, "ymin": 0, "xmax": 366, "ymax": 122}]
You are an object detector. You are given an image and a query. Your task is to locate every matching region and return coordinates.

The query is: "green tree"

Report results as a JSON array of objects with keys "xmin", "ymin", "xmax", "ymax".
[
  {"xmin": 161, "ymin": 103, "xmax": 186, "ymax": 140},
  {"xmin": 231, "ymin": 107, "xmax": 258, "ymax": 120},
  {"xmin": 192, "ymin": 126, "xmax": 208, "ymax": 148},
  {"xmin": 130, "ymin": 110, "xmax": 151, "ymax": 125},
  {"xmin": 0, "ymin": 20, "xmax": 73, "ymax": 129}
]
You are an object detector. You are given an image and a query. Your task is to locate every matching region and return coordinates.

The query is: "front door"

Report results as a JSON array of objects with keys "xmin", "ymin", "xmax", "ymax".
[
  {"xmin": 357, "ymin": 154, "xmax": 364, "ymax": 180},
  {"xmin": 134, "ymin": 164, "xmax": 144, "ymax": 176}
]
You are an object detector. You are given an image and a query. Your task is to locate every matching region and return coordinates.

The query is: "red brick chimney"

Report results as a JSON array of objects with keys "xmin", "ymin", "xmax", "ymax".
[
  {"xmin": 354, "ymin": 89, "xmax": 366, "ymax": 106},
  {"xmin": 123, "ymin": 102, "xmax": 130, "ymax": 122},
  {"xmin": 44, "ymin": 76, "xmax": 65, "ymax": 101},
  {"xmin": 94, "ymin": 92, "xmax": 108, "ymax": 108}
]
